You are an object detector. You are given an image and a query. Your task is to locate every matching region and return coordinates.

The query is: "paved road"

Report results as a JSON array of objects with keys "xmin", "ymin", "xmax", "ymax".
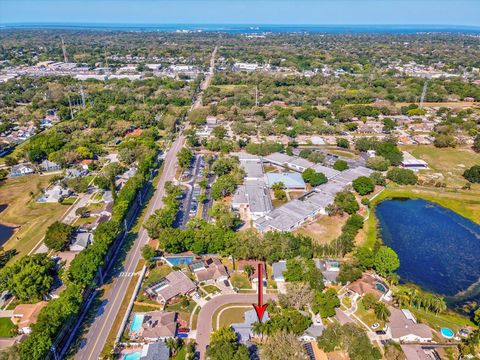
[
  {"xmin": 75, "ymin": 46, "xmax": 217, "ymax": 359},
  {"xmin": 196, "ymin": 294, "xmax": 277, "ymax": 360},
  {"xmin": 75, "ymin": 134, "xmax": 185, "ymax": 360}
]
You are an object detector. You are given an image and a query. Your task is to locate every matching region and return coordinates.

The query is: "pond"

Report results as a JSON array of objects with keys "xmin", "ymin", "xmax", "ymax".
[
  {"xmin": 376, "ymin": 199, "xmax": 480, "ymax": 302},
  {"xmin": 0, "ymin": 205, "xmax": 15, "ymax": 247}
]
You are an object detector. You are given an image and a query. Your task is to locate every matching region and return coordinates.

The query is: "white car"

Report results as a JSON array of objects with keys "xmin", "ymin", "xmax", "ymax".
[{"xmin": 371, "ymin": 323, "xmax": 380, "ymax": 330}]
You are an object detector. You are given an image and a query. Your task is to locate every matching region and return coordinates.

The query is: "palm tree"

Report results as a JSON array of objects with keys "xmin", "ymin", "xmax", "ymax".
[
  {"xmin": 374, "ymin": 303, "xmax": 391, "ymax": 322},
  {"xmin": 252, "ymin": 321, "xmax": 265, "ymax": 341},
  {"xmin": 244, "ymin": 264, "xmax": 254, "ymax": 277}
]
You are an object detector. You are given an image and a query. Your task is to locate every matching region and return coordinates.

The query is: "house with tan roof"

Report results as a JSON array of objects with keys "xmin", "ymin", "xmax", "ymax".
[
  {"xmin": 189, "ymin": 258, "xmax": 228, "ymax": 284},
  {"xmin": 387, "ymin": 309, "xmax": 433, "ymax": 343},
  {"xmin": 347, "ymin": 273, "xmax": 390, "ymax": 301},
  {"xmin": 144, "ymin": 270, "xmax": 196, "ymax": 304},
  {"xmin": 140, "ymin": 311, "xmax": 177, "ymax": 341},
  {"xmin": 12, "ymin": 301, "xmax": 48, "ymax": 334}
]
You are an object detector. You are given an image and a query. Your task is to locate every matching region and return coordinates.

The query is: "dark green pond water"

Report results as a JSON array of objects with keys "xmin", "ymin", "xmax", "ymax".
[{"xmin": 376, "ymin": 199, "xmax": 480, "ymax": 303}]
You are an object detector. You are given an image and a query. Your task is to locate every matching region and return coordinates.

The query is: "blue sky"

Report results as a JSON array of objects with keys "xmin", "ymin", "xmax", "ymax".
[{"xmin": 1, "ymin": 0, "xmax": 479, "ymax": 26}]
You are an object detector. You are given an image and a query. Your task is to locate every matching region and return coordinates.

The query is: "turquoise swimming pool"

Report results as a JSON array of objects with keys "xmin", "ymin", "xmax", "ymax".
[
  {"xmin": 123, "ymin": 352, "xmax": 141, "ymax": 360},
  {"xmin": 440, "ymin": 327, "xmax": 455, "ymax": 339},
  {"xmin": 164, "ymin": 256, "xmax": 194, "ymax": 266},
  {"xmin": 130, "ymin": 313, "xmax": 144, "ymax": 333}
]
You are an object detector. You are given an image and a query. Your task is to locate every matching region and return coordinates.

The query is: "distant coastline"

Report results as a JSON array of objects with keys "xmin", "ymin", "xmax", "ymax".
[{"xmin": 1, "ymin": 23, "xmax": 480, "ymax": 34}]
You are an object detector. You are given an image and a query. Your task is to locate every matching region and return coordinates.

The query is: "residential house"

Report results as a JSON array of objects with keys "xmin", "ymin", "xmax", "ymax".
[
  {"xmin": 144, "ymin": 271, "xmax": 196, "ymax": 304},
  {"xmin": 139, "ymin": 342, "xmax": 170, "ymax": 360},
  {"xmin": 12, "ymin": 302, "xmax": 48, "ymax": 334},
  {"xmin": 10, "ymin": 163, "xmax": 34, "ymax": 177},
  {"xmin": 66, "ymin": 168, "xmax": 88, "ymax": 178},
  {"xmin": 347, "ymin": 274, "xmax": 390, "ymax": 301},
  {"xmin": 189, "ymin": 258, "xmax": 229, "ymax": 284},
  {"xmin": 39, "ymin": 159, "xmax": 61, "ymax": 172},
  {"xmin": 272, "ymin": 261, "xmax": 287, "ymax": 283},
  {"xmin": 140, "ymin": 311, "xmax": 177, "ymax": 341},
  {"xmin": 315, "ymin": 259, "xmax": 340, "ymax": 285},
  {"xmin": 400, "ymin": 151, "xmax": 428, "ymax": 171},
  {"xmin": 237, "ymin": 260, "xmax": 266, "ymax": 286},
  {"xmin": 387, "ymin": 309, "xmax": 433, "ymax": 343},
  {"xmin": 232, "ymin": 309, "xmax": 269, "ymax": 344},
  {"xmin": 69, "ymin": 232, "xmax": 93, "ymax": 252},
  {"xmin": 400, "ymin": 344, "xmax": 440, "ymax": 360},
  {"xmin": 299, "ymin": 324, "xmax": 325, "ymax": 342},
  {"xmin": 38, "ymin": 185, "xmax": 70, "ymax": 203}
]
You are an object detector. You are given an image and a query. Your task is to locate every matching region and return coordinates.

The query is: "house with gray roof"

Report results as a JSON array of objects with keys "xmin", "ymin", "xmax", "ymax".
[
  {"xmin": 272, "ymin": 261, "xmax": 287, "ymax": 282},
  {"xmin": 69, "ymin": 232, "xmax": 93, "ymax": 252},
  {"xmin": 139, "ymin": 342, "xmax": 170, "ymax": 360},
  {"xmin": 144, "ymin": 271, "xmax": 196, "ymax": 304},
  {"xmin": 10, "ymin": 163, "xmax": 34, "ymax": 177},
  {"xmin": 39, "ymin": 160, "xmax": 61, "ymax": 172},
  {"xmin": 232, "ymin": 309, "xmax": 269, "ymax": 344}
]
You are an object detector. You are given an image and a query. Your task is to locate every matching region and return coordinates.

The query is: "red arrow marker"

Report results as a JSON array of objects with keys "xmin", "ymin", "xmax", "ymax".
[{"xmin": 252, "ymin": 262, "xmax": 267, "ymax": 322}]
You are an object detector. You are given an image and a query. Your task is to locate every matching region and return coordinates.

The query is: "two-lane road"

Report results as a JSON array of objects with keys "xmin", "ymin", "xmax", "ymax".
[
  {"xmin": 196, "ymin": 294, "xmax": 277, "ymax": 360},
  {"xmin": 76, "ymin": 134, "xmax": 185, "ymax": 360}
]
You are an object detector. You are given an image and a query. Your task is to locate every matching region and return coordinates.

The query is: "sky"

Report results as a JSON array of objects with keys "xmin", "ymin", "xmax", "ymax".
[{"xmin": 1, "ymin": 0, "xmax": 479, "ymax": 27}]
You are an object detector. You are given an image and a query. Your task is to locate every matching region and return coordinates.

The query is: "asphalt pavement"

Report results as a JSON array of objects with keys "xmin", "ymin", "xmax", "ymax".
[{"xmin": 75, "ymin": 134, "xmax": 185, "ymax": 360}]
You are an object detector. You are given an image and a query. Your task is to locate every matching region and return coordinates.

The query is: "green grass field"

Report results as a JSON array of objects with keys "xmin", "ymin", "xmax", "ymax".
[
  {"xmin": 0, "ymin": 174, "xmax": 69, "ymax": 261},
  {"xmin": 0, "ymin": 318, "xmax": 15, "ymax": 337},
  {"xmin": 230, "ymin": 273, "xmax": 251, "ymax": 289}
]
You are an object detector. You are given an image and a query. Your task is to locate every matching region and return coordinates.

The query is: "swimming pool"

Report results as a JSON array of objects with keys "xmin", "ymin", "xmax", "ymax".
[
  {"xmin": 375, "ymin": 282, "xmax": 388, "ymax": 293},
  {"xmin": 440, "ymin": 327, "xmax": 455, "ymax": 339},
  {"xmin": 123, "ymin": 352, "xmax": 141, "ymax": 360},
  {"xmin": 164, "ymin": 256, "xmax": 195, "ymax": 266},
  {"xmin": 130, "ymin": 313, "xmax": 144, "ymax": 333}
]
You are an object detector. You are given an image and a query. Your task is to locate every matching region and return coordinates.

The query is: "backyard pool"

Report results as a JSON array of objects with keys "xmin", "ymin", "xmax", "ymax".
[
  {"xmin": 375, "ymin": 282, "xmax": 388, "ymax": 293},
  {"xmin": 123, "ymin": 352, "xmax": 141, "ymax": 360},
  {"xmin": 440, "ymin": 327, "xmax": 455, "ymax": 339},
  {"xmin": 164, "ymin": 256, "xmax": 195, "ymax": 266},
  {"xmin": 130, "ymin": 313, "xmax": 144, "ymax": 333}
]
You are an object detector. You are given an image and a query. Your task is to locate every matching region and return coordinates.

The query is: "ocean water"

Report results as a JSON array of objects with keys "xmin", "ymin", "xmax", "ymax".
[{"xmin": 2, "ymin": 23, "xmax": 480, "ymax": 34}]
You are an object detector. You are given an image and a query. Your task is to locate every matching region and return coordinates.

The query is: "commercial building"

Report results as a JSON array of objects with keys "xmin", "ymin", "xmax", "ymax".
[{"xmin": 265, "ymin": 172, "xmax": 306, "ymax": 190}]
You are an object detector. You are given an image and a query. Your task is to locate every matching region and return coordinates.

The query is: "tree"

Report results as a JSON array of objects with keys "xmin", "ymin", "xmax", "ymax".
[
  {"xmin": 332, "ymin": 191, "xmax": 359, "ymax": 215},
  {"xmin": 274, "ymin": 188, "xmax": 287, "ymax": 201},
  {"xmin": 0, "ymin": 254, "xmax": 55, "ymax": 301},
  {"xmin": 211, "ymin": 175, "xmax": 237, "ymax": 200},
  {"xmin": 336, "ymin": 138, "xmax": 350, "ymax": 149},
  {"xmin": 370, "ymin": 172, "xmax": 386, "ymax": 186},
  {"xmin": 141, "ymin": 245, "xmax": 156, "ymax": 261},
  {"xmin": 207, "ymin": 326, "xmax": 249, "ymax": 360},
  {"xmin": 374, "ymin": 302, "xmax": 391, "ymax": 321},
  {"xmin": 177, "ymin": 148, "xmax": 193, "ymax": 169},
  {"xmin": 75, "ymin": 206, "xmax": 89, "ymax": 218},
  {"xmin": 355, "ymin": 247, "xmax": 375, "ymax": 269},
  {"xmin": 302, "ymin": 168, "xmax": 327, "ymax": 186},
  {"xmin": 209, "ymin": 203, "xmax": 241, "ymax": 230},
  {"xmin": 374, "ymin": 246, "xmax": 400, "ymax": 277},
  {"xmin": 382, "ymin": 118, "xmax": 396, "ymax": 133},
  {"xmin": 376, "ymin": 142, "xmax": 403, "ymax": 166},
  {"xmin": 261, "ymin": 331, "xmax": 308, "ymax": 360},
  {"xmin": 337, "ymin": 263, "xmax": 363, "ymax": 284},
  {"xmin": 212, "ymin": 125, "xmax": 227, "ymax": 139},
  {"xmin": 387, "ymin": 168, "xmax": 418, "ymax": 185},
  {"xmin": 307, "ymin": 151, "xmax": 325, "ymax": 164},
  {"xmin": 473, "ymin": 134, "xmax": 480, "ymax": 153},
  {"xmin": 299, "ymin": 149, "xmax": 312, "ymax": 159},
  {"xmin": 362, "ymin": 293, "xmax": 378, "ymax": 310},
  {"xmin": 463, "ymin": 165, "xmax": 480, "ymax": 183},
  {"xmin": 312, "ymin": 288, "xmax": 340, "ymax": 318},
  {"xmin": 243, "ymin": 265, "xmax": 254, "ymax": 277},
  {"xmin": 434, "ymin": 133, "xmax": 456, "ymax": 148},
  {"xmin": 333, "ymin": 160, "xmax": 349, "ymax": 171},
  {"xmin": 352, "ymin": 176, "xmax": 375, "ymax": 196},
  {"xmin": 278, "ymin": 282, "xmax": 314, "ymax": 310},
  {"xmin": 474, "ymin": 307, "xmax": 480, "ymax": 326},
  {"xmin": 44, "ymin": 221, "xmax": 74, "ymax": 251},
  {"xmin": 366, "ymin": 156, "xmax": 390, "ymax": 171}
]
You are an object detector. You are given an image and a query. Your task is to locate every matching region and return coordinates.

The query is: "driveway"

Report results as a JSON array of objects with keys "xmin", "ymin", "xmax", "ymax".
[{"xmin": 196, "ymin": 293, "xmax": 277, "ymax": 360}]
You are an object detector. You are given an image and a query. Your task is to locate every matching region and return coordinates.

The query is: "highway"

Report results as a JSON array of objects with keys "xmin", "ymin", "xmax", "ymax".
[
  {"xmin": 75, "ymin": 46, "xmax": 217, "ymax": 359},
  {"xmin": 196, "ymin": 294, "xmax": 277, "ymax": 360}
]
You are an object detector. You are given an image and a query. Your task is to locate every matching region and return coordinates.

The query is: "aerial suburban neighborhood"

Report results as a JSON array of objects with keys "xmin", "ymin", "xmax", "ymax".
[{"xmin": 1, "ymin": 2, "xmax": 480, "ymax": 360}]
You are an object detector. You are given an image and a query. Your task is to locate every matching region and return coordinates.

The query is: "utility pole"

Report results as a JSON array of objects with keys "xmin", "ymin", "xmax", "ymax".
[
  {"xmin": 255, "ymin": 85, "xmax": 259, "ymax": 107},
  {"xmin": 60, "ymin": 36, "xmax": 68, "ymax": 63}
]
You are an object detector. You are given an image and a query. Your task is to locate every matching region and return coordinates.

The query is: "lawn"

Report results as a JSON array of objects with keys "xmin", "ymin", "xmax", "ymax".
[
  {"xmin": 0, "ymin": 318, "xmax": 15, "ymax": 337},
  {"xmin": 401, "ymin": 145, "xmax": 480, "ymax": 188},
  {"xmin": 143, "ymin": 265, "xmax": 172, "ymax": 287},
  {"xmin": 166, "ymin": 299, "xmax": 197, "ymax": 323},
  {"xmin": 327, "ymin": 149, "xmax": 358, "ymax": 159},
  {"xmin": 230, "ymin": 273, "xmax": 251, "ymax": 289},
  {"xmin": 408, "ymin": 307, "xmax": 475, "ymax": 332},
  {"xmin": 295, "ymin": 214, "xmax": 347, "ymax": 245},
  {"xmin": 355, "ymin": 299, "xmax": 385, "ymax": 329},
  {"xmin": 202, "ymin": 285, "xmax": 220, "ymax": 294},
  {"xmin": 217, "ymin": 307, "xmax": 249, "ymax": 329},
  {"xmin": 0, "ymin": 174, "xmax": 68, "ymax": 261}
]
